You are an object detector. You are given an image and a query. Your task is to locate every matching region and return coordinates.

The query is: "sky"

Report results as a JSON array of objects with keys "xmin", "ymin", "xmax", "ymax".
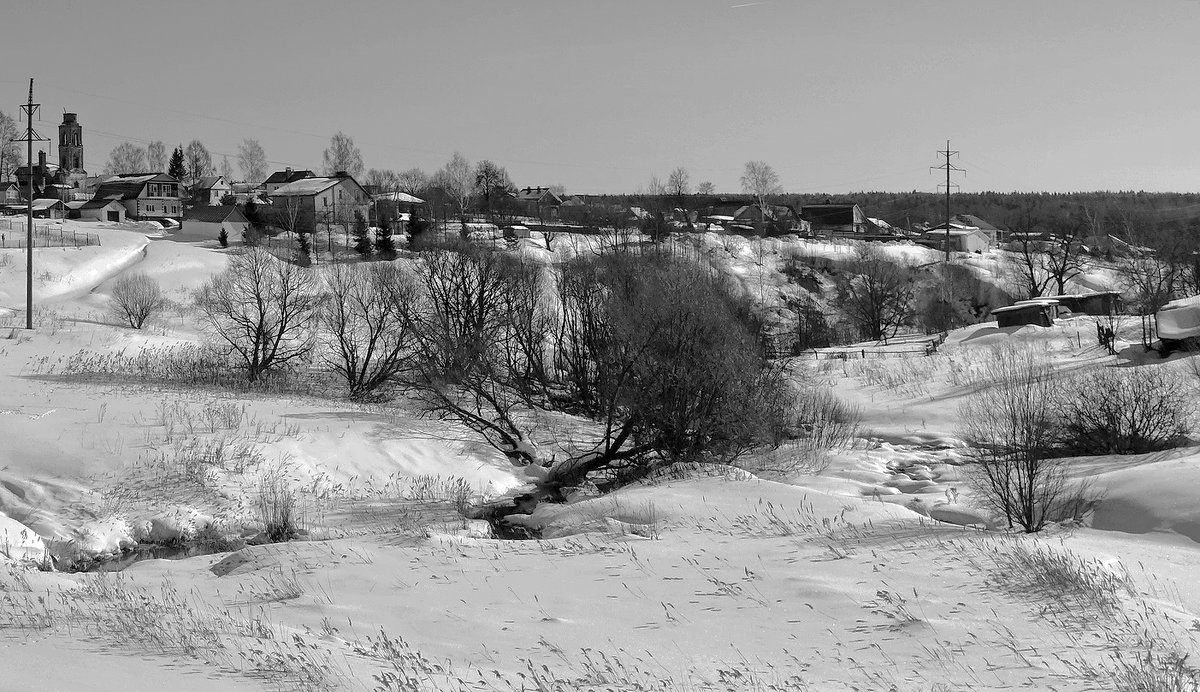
[{"xmin": 3, "ymin": 0, "xmax": 1200, "ymax": 195}]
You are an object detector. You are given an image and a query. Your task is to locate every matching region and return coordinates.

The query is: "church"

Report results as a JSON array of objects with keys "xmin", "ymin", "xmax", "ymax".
[{"xmin": 13, "ymin": 112, "xmax": 88, "ymax": 202}]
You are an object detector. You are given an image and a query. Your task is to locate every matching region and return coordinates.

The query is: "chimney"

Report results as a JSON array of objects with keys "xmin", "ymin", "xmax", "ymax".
[{"xmin": 38, "ymin": 150, "xmax": 46, "ymax": 173}]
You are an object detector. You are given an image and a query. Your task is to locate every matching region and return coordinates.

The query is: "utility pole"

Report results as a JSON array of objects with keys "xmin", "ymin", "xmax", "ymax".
[
  {"xmin": 15, "ymin": 79, "xmax": 48, "ymax": 330},
  {"xmin": 930, "ymin": 140, "xmax": 965, "ymax": 263}
]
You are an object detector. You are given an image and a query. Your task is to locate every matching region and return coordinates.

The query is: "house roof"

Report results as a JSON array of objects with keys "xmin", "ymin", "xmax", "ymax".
[
  {"xmin": 514, "ymin": 187, "xmax": 562, "ymax": 204},
  {"xmin": 184, "ymin": 205, "xmax": 247, "ymax": 223},
  {"xmin": 93, "ymin": 173, "xmax": 178, "ymax": 201},
  {"xmin": 271, "ymin": 175, "xmax": 366, "ymax": 197},
  {"xmin": 80, "ymin": 198, "xmax": 125, "ymax": 210},
  {"xmin": 371, "ymin": 191, "xmax": 425, "ymax": 204},
  {"xmin": 30, "ymin": 198, "xmax": 64, "ymax": 211},
  {"xmin": 923, "ymin": 227, "xmax": 985, "ymax": 237},
  {"xmin": 952, "ymin": 214, "xmax": 1001, "ymax": 232},
  {"xmin": 194, "ymin": 176, "xmax": 226, "ymax": 191},
  {"xmin": 263, "ymin": 169, "xmax": 315, "ymax": 185}
]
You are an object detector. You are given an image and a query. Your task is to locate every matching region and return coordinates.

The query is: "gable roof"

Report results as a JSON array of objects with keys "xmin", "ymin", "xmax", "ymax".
[
  {"xmin": 952, "ymin": 214, "xmax": 1001, "ymax": 232},
  {"xmin": 263, "ymin": 169, "xmax": 315, "ymax": 185},
  {"xmin": 80, "ymin": 198, "xmax": 125, "ymax": 210},
  {"xmin": 30, "ymin": 198, "xmax": 64, "ymax": 211},
  {"xmin": 184, "ymin": 205, "xmax": 247, "ymax": 223},
  {"xmin": 194, "ymin": 176, "xmax": 226, "ymax": 191},
  {"xmin": 514, "ymin": 187, "xmax": 563, "ymax": 204},
  {"xmin": 93, "ymin": 173, "xmax": 179, "ymax": 200},
  {"xmin": 271, "ymin": 175, "xmax": 366, "ymax": 198}
]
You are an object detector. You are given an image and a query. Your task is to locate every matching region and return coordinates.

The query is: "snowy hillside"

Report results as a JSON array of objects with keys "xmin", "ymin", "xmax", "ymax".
[{"xmin": 0, "ymin": 222, "xmax": 1196, "ymax": 690}]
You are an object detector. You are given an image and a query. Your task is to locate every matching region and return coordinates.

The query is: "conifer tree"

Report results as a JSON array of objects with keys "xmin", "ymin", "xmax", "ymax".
[
  {"xmin": 353, "ymin": 210, "xmax": 373, "ymax": 257},
  {"xmin": 375, "ymin": 212, "xmax": 397, "ymax": 259},
  {"xmin": 168, "ymin": 146, "xmax": 187, "ymax": 181}
]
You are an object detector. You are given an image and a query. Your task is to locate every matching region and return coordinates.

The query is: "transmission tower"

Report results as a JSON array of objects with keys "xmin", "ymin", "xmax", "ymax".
[
  {"xmin": 930, "ymin": 141, "xmax": 966, "ymax": 263},
  {"xmin": 12, "ymin": 79, "xmax": 48, "ymax": 329}
]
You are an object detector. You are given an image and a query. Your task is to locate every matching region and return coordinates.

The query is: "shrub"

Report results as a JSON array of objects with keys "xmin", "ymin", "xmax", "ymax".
[
  {"xmin": 1058, "ymin": 365, "xmax": 1192, "ymax": 455},
  {"xmin": 217, "ymin": 228, "xmax": 228, "ymax": 247},
  {"xmin": 256, "ymin": 468, "xmax": 300, "ymax": 542},
  {"xmin": 958, "ymin": 348, "xmax": 1066, "ymax": 533},
  {"xmin": 109, "ymin": 272, "xmax": 166, "ymax": 329}
]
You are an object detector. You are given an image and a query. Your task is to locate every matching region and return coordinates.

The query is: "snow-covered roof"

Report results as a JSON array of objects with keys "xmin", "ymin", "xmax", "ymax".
[
  {"xmin": 270, "ymin": 177, "xmax": 340, "ymax": 196},
  {"xmin": 30, "ymin": 198, "xmax": 63, "ymax": 210},
  {"xmin": 372, "ymin": 191, "xmax": 424, "ymax": 204},
  {"xmin": 922, "ymin": 227, "xmax": 983, "ymax": 237}
]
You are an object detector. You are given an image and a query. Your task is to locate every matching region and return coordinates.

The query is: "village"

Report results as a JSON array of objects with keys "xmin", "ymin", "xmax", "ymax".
[{"xmin": 4, "ymin": 1, "xmax": 1200, "ymax": 688}]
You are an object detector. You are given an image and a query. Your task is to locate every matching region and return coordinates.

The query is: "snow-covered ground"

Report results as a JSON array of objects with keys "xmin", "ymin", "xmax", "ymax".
[{"xmin": 0, "ymin": 221, "xmax": 1197, "ymax": 689}]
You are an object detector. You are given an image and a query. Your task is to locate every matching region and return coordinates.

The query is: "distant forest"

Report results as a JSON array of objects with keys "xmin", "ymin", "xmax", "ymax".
[
  {"xmin": 781, "ymin": 190, "xmax": 1200, "ymax": 238},
  {"xmin": 579, "ymin": 190, "xmax": 1200, "ymax": 243}
]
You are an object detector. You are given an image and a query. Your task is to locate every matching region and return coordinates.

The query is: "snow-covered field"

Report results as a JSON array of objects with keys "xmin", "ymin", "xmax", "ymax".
[{"xmin": 0, "ymin": 221, "xmax": 1197, "ymax": 690}]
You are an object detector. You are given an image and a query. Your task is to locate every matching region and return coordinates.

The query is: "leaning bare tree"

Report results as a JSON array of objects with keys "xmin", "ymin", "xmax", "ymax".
[
  {"xmin": 405, "ymin": 243, "xmax": 794, "ymax": 504},
  {"xmin": 958, "ymin": 348, "xmax": 1067, "ymax": 533},
  {"xmin": 321, "ymin": 262, "xmax": 420, "ymax": 399},
  {"xmin": 194, "ymin": 248, "xmax": 321, "ymax": 382},
  {"xmin": 110, "ymin": 272, "xmax": 166, "ymax": 329}
]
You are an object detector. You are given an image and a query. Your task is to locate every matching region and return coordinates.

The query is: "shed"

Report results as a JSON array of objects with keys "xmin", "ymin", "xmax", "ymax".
[
  {"xmin": 30, "ymin": 198, "xmax": 65, "ymax": 219},
  {"xmin": 1049, "ymin": 291, "xmax": 1121, "ymax": 316},
  {"xmin": 79, "ymin": 199, "xmax": 127, "ymax": 222},
  {"xmin": 183, "ymin": 205, "xmax": 249, "ymax": 240},
  {"xmin": 992, "ymin": 300, "xmax": 1057, "ymax": 328}
]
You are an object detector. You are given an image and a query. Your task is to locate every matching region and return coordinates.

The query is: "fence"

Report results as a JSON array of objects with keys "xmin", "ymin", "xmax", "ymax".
[
  {"xmin": 0, "ymin": 219, "xmax": 101, "ymax": 249},
  {"xmin": 790, "ymin": 332, "xmax": 948, "ymax": 361}
]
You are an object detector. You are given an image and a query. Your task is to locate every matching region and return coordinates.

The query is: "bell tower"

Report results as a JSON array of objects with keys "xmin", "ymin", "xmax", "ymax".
[{"xmin": 58, "ymin": 113, "xmax": 83, "ymax": 172}]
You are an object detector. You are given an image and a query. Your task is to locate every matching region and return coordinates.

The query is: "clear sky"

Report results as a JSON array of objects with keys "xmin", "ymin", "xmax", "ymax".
[{"xmin": 3, "ymin": 0, "xmax": 1199, "ymax": 194}]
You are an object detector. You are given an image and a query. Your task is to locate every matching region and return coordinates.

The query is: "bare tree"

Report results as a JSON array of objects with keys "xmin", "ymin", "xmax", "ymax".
[
  {"xmin": 396, "ymin": 168, "xmax": 429, "ymax": 195},
  {"xmin": 836, "ymin": 245, "xmax": 915, "ymax": 342},
  {"xmin": 146, "ymin": 141, "xmax": 167, "ymax": 172},
  {"xmin": 322, "ymin": 131, "xmax": 364, "ymax": 177},
  {"xmin": 436, "ymin": 152, "xmax": 473, "ymax": 214},
  {"xmin": 184, "ymin": 139, "xmax": 212, "ymax": 186},
  {"xmin": 0, "ymin": 110, "xmax": 18, "ymax": 181},
  {"xmin": 1058, "ymin": 365, "xmax": 1192, "ymax": 455},
  {"xmin": 237, "ymin": 139, "xmax": 268, "ymax": 184},
  {"xmin": 103, "ymin": 142, "xmax": 147, "ymax": 176},
  {"xmin": 109, "ymin": 272, "xmax": 166, "ymax": 329},
  {"xmin": 959, "ymin": 348, "xmax": 1067, "ymax": 533},
  {"xmin": 363, "ymin": 168, "xmax": 398, "ymax": 191},
  {"xmin": 667, "ymin": 167, "xmax": 690, "ymax": 197},
  {"xmin": 321, "ymin": 262, "xmax": 420, "ymax": 398},
  {"xmin": 741, "ymin": 161, "xmax": 782, "ymax": 232},
  {"xmin": 697, "ymin": 181, "xmax": 715, "ymax": 195},
  {"xmin": 193, "ymin": 248, "xmax": 321, "ymax": 382}
]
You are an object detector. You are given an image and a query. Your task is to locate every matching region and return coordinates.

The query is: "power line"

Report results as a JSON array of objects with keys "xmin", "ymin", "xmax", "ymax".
[
  {"xmin": 930, "ymin": 140, "xmax": 965, "ymax": 263},
  {"xmin": 11, "ymin": 79, "xmax": 48, "ymax": 330}
]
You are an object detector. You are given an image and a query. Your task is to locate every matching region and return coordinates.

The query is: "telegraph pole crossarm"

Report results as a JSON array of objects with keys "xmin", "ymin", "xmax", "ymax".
[
  {"xmin": 930, "ymin": 140, "xmax": 966, "ymax": 263},
  {"xmin": 14, "ymin": 78, "xmax": 49, "ymax": 330}
]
